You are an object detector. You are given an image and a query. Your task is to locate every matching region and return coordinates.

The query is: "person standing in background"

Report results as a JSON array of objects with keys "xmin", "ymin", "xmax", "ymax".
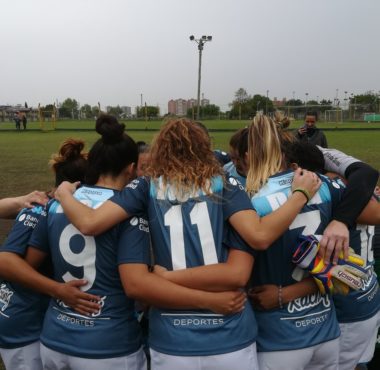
[{"xmin": 296, "ymin": 111, "xmax": 328, "ymax": 148}]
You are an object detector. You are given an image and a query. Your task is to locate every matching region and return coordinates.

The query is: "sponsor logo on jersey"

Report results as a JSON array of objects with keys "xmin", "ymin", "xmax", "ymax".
[
  {"xmin": 130, "ymin": 216, "xmax": 149, "ymax": 232},
  {"xmin": 278, "ymin": 178, "xmax": 293, "ymax": 186},
  {"xmin": 18, "ymin": 213, "xmax": 39, "ymax": 228},
  {"xmin": 287, "ymin": 292, "xmax": 330, "ymax": 313},
  {"xmin": 127, "ymin": 179, "xmax": 140, "ymax": 190},
  {"xmin": 173, "ymin": 318, "xmax": 224, "ymax": 326},
  {"xmin": 0, "ymin": 283, "xmax": 14, "ymax": 312},
  {"xmin": 80, "ymin": 189, "xmax": 103, "ymax": 196},
  {"xmin": 56, "ymin": 295, "xmax": 107, "ymax": 318},
  {"xmin": 130, "ymin": 217, "xmax": 139, "ymax": 226},
  {"xmin": 324, "ymin": 152, "xmax": 341, "ymax": 167},
  {"xmin": 228, "ymin": 176, "xmax": 244, "ymax": 191},
  {"xmin": 30, "ymin": 206, "xmax": 47, "ymax": 216}
]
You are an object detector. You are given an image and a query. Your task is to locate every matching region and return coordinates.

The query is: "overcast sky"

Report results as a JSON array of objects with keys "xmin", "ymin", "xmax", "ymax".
[{"xmin": 1, "ymin": 0, "xmax": 379, "ymax": 113}]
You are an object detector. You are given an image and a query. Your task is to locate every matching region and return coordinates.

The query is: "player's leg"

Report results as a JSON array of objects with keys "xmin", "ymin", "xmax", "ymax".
[
  {"xmin": 338, "ymin": 314, "xmax": 379, "ymax": 370},
  {"xmin": 358, "ymin": 310, "xmax": 380, "ymax": 366},
  {"xmin": 40, "ymin": 343, "xmax": 69, "ymax": 369},
  {"xmin": 306, "ymin": 337, "xmax": 339, "ymax": 370},
  {"xmin": 151, "ymin": 343, "xmax": 258, "ymax": 370},
  {"xmin": 201, "ymin": 343, "xmax": 259, "ymax": 370},
  {"xmin": 258, "ymin": 346, "xmax": 313, "ymax": 370},
  {"xmin": 150, "ymin": 349, "xmax": 200, "ymax": 370},
  {"xmin": 0, "ymin": 341, "xmax": 42, "ymax": 370},
  {"xmin": 69, "ymin": 346, "xmax": 147, "ymax": 370},
  {"xmin": 42, "ymin": 343, "xmax": 147, "ymax": 370}
]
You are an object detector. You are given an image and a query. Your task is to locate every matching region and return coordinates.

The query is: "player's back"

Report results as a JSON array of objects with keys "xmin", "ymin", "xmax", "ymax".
[
  {"xmin": 248, "ymin": 169, "xmax": 342, "ymax": 352},
  {"xmin": 144, "ymin": 176, "xmax": 257, "ymax": 356},
  {"xmin": 334, "ymin": 224, "xmax": 380, "ymax": 323},
  {"xmin": 29, "ymin": 185, "xmax": 145, "ymax": 359},
  {"xmin": 0, "ymin": 205, "xmax": 49, "ymax": 349}
]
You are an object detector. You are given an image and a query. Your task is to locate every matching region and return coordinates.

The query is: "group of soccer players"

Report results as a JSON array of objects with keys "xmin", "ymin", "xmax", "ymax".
[{"xmin": 0, "ymin": 113, "xmax": 379, "ymax": 370}]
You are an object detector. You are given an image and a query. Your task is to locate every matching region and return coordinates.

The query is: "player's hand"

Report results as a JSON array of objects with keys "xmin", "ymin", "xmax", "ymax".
[
  {"xmin": 55, "ymin": 279, "xmax": 101, "ymax": 316},
  {"xmin": 207, "ymin": 290, "xmax": 247, "ymax": 315},
  {"xmin": 248, "ymin": 285, "xmax": 280, "ymax": 310},
  {"xmin": 293, "ymin": 235, "xmax": 367, "ymax": 295},
  {"xmin": 54, "ymin": 181, "xmax": 81, "ymax": 202},
  {"xmin": 298, "ymin": 127, "xmax": 307, "ymax": 136},
  {"xmin": 21, "ymin": 191, "xmax": 49, "ymax": 208},
  {"xmin": 320, "ymin": 220, "xmax": 349, "ymax": 264},
  {"xmin": 292, "ymin": 168, "xmax": 321, "ymax": 200}
]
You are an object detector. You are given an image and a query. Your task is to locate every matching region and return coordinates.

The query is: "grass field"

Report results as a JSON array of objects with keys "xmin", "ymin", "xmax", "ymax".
[
  {"xmin": 0, "ymin": 119, "xmax": 379, "ymax": 368},
  {"xmin": 0, "ymin": 119, "xmax": 379, "ymax": 200}
]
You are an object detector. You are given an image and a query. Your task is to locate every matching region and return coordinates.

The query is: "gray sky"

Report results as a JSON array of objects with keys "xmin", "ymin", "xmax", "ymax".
[{"xmin": 1, "ymin": 0, "xmax": 379, "ymax": 113}]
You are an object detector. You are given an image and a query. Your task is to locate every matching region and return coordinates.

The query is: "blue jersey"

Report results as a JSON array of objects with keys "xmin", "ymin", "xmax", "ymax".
[
  {"xmin": 248, "ymin": 170, "xmax": 342, "ymax": 352},
  {"xmin": 28, "ymin": 185, "xmax": 151, "ymax": 359},
  {"xmin": 333, "ymin": 224, "xmax": 380, "ymax": 323},
  {"xmin": 214, "ymin": 150, "xmax": 231, "ymax": 165},
  {"xmin": 111, "ymin": 175, "xmax": 257, "ymax": 356},
  {"xmin": 0, "ymin": 205, "xmax": 49, "ymax": 348},
  {"xmin": 223, "ymin": 161, "xmax": 247, "ymax": 187}
]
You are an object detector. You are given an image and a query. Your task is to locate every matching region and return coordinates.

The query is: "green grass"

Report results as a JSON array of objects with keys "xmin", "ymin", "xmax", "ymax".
[
  {"xmin": 1, "ymin": 118, "xmax": 380, "ymax": 131},
  {"xmin": 0, "ymin": 120, "xmax": 379, "ymax": 199}
]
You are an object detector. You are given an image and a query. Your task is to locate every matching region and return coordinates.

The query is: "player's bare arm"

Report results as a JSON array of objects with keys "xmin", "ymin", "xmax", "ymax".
[
  {"xmin": 0, "ymin": 251, "xmax": 101, "ymax": 316},
  {"xmin": 55, "ymin": 181, "xmax": 128, "ymax": 235},
  {"xmin": 153, "ymin": 249, "xmax": 253, "ymax": 291},
  {"xmin": 120, "ymin": 263, "xmax": 246, "ymax": 315},
  {"xmin": 229, "ymin": 169, "xmax": 321, "ymax": 250},
  {"xmin": 249, "ymin": 278, "xmax": 318, "ymax": 311}
]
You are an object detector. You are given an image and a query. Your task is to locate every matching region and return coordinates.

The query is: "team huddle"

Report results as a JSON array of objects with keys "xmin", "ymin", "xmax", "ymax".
[{"xmin": 0, "ymin": 114, "xmax": 379, "ymax": 370}]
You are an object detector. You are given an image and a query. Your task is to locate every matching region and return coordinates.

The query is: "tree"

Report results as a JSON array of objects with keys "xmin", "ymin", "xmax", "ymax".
[
  {"xmin": 59, "ymin": 98, "xmax": 79, "ymax": 118},
  {"xmin": 306, "ymin": 100, "xmax": 319, "ymax": 106},
  {"xmin": 136, "ymin": 106, "xmax": 159, "ymax": 119},
  {"xmin": 107, "ymin": 105, "xmax": 123, "ymax": 117},
  {"xmin": 229, "ymin": 92, "xmax": 273, "ymax": 119},
  {"xmin": 318, "ymin": 99, "xmax": 333, "ymax": 113},
  {"xmin": 234, "ymin": 88, "xmax": 250, "ymax": 104},
  {"xmin": 351, "ymin": 92, "xmax": 379, "ymax": 113},
  {"xmin": 91, "ymin": 105, "xmax": 100, "ymax": 118},
  {"xmin": 186, "ymin": 104, "xmax": 220, "ymax": 119},
  {"xmin": 80, "ymin": 104, "xmax": 92, "ymax": 119},
  {"xmin": 287, "ymin": 99, "xmax": 304, "ymax": 106}
]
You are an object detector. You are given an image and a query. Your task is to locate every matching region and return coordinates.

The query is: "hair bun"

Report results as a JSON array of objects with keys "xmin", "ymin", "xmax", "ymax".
[{"xmin": 96, "ymin": 114, "xmax": 125, "ymax": 144}]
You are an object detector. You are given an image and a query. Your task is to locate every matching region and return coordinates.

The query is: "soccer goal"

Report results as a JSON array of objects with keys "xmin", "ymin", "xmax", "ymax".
[
  {"xmin": 38, "ymin": 103, "xmax": 57, "ymax": 130},
  {"xmin": 324, "ymin": 110, "xmax": 343, "ymax": 123}
]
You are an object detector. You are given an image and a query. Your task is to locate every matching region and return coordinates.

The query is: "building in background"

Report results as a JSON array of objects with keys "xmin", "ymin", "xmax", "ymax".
[
  {"xmin": 168, "ymin": 98, "xmax": 210, "ymax": 116},
  {"xmin": 273, "ymin": 97, "xmax": 287, "ymax": 108}
]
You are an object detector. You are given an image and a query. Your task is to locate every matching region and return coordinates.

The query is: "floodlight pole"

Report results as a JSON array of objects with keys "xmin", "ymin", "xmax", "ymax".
[{"xmin": 190, "ymin": 35, "xmax": 212, "ymax": 120}]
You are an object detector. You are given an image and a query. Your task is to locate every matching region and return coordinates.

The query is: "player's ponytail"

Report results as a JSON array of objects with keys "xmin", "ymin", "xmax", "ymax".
[
  {"xmin": 245, "ymin": 114, "xmax": 283, "ymax": 195},
  {"xmin": 86, "ymin": 114, "xmax": 138, "ymax": 185},
  {"xmin": 49, "ymin": 138, "xmax": 88, "ymax": 186}
]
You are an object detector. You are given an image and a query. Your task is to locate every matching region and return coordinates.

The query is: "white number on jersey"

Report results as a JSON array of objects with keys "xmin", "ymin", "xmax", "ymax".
[
  {"xmin": 164, "ymin": 202, "xmax": 218, "ymax": 270},
  {"xmin": 289, "ymin": 210, "xmax": 322, "ymax": 238},
  {"xmin": 59, "ymin": 224, "xmax": 96, "ymax": 291},
  {"xmin": 289, "ymin": 210, "xmax": 321, "ymax": 281},
  {"xmin": 357, "ymin": 225, "xmax": 375, "ymax": 264}
]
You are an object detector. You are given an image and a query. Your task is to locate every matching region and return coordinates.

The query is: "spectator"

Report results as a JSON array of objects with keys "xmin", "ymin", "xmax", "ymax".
[
  {"xmin": 295, "ymin": 111, "xmax": 328, "ymax": 147},
  {"xmin": 22, "ymin": 113, "xmax": 27, "ymax": 130},
  {"xmin": 14, "ymin": 112, "xmax": 21, "ymax": 130}
]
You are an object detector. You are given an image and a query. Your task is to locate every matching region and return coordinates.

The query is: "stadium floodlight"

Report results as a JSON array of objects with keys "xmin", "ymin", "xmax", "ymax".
[{"xmin": 189, "ymin": 35, "xmax": 212, "ymax": 120}]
